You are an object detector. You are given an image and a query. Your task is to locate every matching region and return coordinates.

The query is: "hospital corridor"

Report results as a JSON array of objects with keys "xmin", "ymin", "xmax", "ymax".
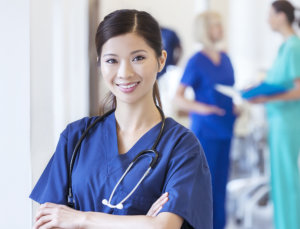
[{"xmin": 1, "ymin": 0, "xmax": 300, "ymax": 228}]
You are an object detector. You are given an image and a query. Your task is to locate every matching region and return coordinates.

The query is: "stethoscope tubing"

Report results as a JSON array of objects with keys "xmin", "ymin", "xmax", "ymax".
[{"xmin": 67, "ymin": 106, "xmax": 165, "ymax": 209}]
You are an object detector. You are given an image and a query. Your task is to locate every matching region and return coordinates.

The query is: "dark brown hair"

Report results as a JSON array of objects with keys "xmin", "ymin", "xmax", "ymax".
[
  {"xmin": 272, "ymin": 0, "xmax": 300, "ymax": 27},
  {"xmin": 95, "ymin": 9, "xmax": 163, "ymax": 114}
]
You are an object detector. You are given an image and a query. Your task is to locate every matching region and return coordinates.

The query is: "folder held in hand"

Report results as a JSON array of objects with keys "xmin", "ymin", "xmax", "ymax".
[{"xmin": 215, "ymin": 82, "xmax": 287, "ymax": 100}]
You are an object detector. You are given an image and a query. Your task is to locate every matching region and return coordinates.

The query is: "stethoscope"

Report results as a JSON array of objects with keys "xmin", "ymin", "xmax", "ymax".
[{"xmin": 67, "ymin": 106, "xmax": 165, "ymax": 210}]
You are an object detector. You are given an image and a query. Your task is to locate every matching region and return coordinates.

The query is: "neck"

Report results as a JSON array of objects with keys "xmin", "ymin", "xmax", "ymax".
[
  {"xmin": 114, "ymin": 97, "xmax": 161, "ymax": 133},
  {"xmin": 279, "ymin": 25, "xmax": 295, "ymax": 40},
  {"xmin": 202, "ymin": 46, "xmax": 221, "ymax": 65},
  {"xmin": 203, "ymin": 46, "xmax": 218, "ymax": 54}
]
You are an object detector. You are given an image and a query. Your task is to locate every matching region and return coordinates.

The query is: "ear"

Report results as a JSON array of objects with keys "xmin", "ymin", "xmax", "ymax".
[
  {"xmin": 278, "ymin": 11, "xmax": 288, "ymax": 24},
  {"xmin": 158, "ymin": 50, "xmax": 167, "ymax": 72}
]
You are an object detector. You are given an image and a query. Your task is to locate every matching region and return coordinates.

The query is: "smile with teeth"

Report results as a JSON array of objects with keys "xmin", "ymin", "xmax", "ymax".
[{"xmin": 116, "ymin": 82, "xmax": 139, "ymax": 89}]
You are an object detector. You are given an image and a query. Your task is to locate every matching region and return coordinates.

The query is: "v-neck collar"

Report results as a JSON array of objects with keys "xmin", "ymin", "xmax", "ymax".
[
  {"xmin": 199, "ymin": 51, "xmax": 223, "ymax": 67},
  {"xmin": 105, "ymin": 111, "xmax": 165, "ymax": 175}
]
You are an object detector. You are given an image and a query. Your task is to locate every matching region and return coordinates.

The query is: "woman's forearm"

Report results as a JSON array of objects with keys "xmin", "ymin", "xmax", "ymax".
[
  {"xmin": 81, "ymin": 212, "xmax": 155, "ymax": 229},
  {"xmin": 174, "ymin": 93, "xmax": 225, "ymax": 115},
  {"xmin": 249, "ymin": 79, "xmax": 300, "ymax": 104},
  {"xmin": 174, "ymin": 84, "xmax": 225, "ymax": 115},
  {"xmin": 267, "ymin": 86, "xmax": 300, "ymax": 101},
  {"xmin": 174, "ymin": 94, "xmax": 205, "ymax": 114},
  {"xmin": 81, "ymin": 212, "xmax": 181, "ymax": 229},
  {"xmin": 267, "ymin": 79, "xmax": 300, "ymax": 101}
]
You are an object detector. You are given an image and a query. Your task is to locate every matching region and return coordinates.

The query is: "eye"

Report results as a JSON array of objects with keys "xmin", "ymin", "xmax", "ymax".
[
  {"xmin": 105, "ymin": 59, "xmax": 118, "ymax": 64},
  {"xmin": 132, "ymin": 55, "xmax": 145, "ymax": 62}
]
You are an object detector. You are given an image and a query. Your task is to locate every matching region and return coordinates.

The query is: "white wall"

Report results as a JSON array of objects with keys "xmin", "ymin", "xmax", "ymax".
[
  {"xmin": 0, "ymin": 0, "xmax": 31, "ymax": 228},
  {"xmin": 30, "ymin": 0, "xmax": 90, "ymax": 220},
  {"xmin": 99, "ymin": 0, "xmax": 208, "ymax": 67},
  {"xmin": 30, "ymin": 0, "xmax": 89, "ymax": 185},
  {"xmin": 228, "ymin": 0, "xmax": 300, "ymax": 88}
]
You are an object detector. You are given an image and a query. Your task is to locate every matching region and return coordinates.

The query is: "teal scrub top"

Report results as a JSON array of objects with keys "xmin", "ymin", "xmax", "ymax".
[{"xmin": 265, "ymin": 35, "xmax": 300, "ymax": 130}]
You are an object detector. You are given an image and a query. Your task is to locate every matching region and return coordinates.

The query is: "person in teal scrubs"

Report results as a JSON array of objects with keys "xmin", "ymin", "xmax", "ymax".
[{"xmin": 250, "ymin": 1, "xmax": 300, "ymax": 228}]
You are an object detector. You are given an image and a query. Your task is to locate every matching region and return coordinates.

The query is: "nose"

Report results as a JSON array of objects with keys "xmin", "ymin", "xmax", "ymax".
[{"xmin": 117, "ymin": 60, "xmax": 134, "ymax": 79}]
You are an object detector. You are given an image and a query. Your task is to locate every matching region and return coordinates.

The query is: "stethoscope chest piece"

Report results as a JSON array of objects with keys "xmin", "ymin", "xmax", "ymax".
[
  {"xmin": 102, "ymin": 199, "xmax": 123, "ymax": 209},
  {"xmin": 102, "ymin": 149, "xmax": 159, "ymax": 209}
]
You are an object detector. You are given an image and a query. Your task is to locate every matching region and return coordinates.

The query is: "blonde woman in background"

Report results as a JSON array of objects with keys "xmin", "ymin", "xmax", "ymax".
[{"xmin": 175, "ymin": 11, "xmax": 236, "ymax": 229}]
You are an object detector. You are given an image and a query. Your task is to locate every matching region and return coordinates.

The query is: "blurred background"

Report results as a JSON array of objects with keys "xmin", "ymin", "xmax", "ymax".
[{"xmin": 1, "ymin": 0, "xmax": 299, "ymax": 228}]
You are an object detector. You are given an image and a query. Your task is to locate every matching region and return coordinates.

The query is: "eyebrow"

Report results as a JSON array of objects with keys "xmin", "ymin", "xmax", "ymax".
[{"xmin": 102, "ymin": 49, "xmax": 147, "ymax": 57}]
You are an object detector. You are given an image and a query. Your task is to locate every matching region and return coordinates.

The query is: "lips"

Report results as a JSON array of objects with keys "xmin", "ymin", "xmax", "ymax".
[{"xmin": 115, "ymin": 82, "xmax": 140, "ymax": 93}]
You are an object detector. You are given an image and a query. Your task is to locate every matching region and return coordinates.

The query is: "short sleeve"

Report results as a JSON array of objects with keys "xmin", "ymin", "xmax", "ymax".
[
  {"xmin": 288, "ymin": 45, "xmax": 300, "ymax": 80},
  {"xmin": 180, "ymin": 57, "xmax": 199, "ymax": 88},
  {"xmin": 160, "ymin": 132, "xmax": 213, "ymax": 229},
  {"xmin": 29, "ymin": 129, "xmax": 69, "ymax": 204}
]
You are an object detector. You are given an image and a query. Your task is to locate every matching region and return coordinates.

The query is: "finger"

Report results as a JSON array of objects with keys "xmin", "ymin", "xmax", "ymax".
[
  {"xmin": 35, "ymin": 204, "xmax": 66, "ymax": 222},
  {"xmin": 150, "ymin": 196, "xmax": 169, "ymax": 217},
  {"xmin": 35, "ymin": 208, "xmax": 55, "ymax": 222},
  {"xmin": 151, "ymin": 193, "xmax": 168, "ymax": 210},
  {"xmin": 152, "ymin": 205, "xmax": 163, "ymax": 217},
  {"xmin": 148, "ymin": 194, "xmax": 169, "ymax": 216},
  {"xmin": 38, "ymin": 220, "xmax": 56, "ymax": 229},
  {"xmin": 151, "ymin": 196, "xmax": 169, "ymax": 216},
  {"xmin": 155, "ymin": 194, "xmax": 169, "ymax": 207},
  {"xmin": 34, "ymin": 215, "xmax": 52, "ymax": 229}
]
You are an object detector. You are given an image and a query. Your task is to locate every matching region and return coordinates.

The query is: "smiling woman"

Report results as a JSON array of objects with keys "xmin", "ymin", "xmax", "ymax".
[
  {"xmin": 100, "ymin": 33, "xmax": 165, "ymax": 107},
  {"xmin": 29, "ymin": 9, "xmax": 212, "ymax": 229}
]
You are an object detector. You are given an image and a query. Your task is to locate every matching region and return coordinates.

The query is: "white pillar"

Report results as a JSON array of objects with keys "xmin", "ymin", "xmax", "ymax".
[
  {"xmin": 30, "ymin": 0, "xmax": 89, "ymax": 221},
  {"xmin": 228, "ymin": 0, "xmax": 282, "ymax": 88},
  {"xmin": 0, "ymin": 0, "xmax": 31, "ymax": 228}
]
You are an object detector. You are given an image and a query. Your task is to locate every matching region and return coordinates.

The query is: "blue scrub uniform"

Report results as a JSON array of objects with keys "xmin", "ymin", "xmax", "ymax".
[
  {"xmin": 30, "ymin": 112, "xmax": 212, "ymax": 229},
  {"xmin": 180, "ymin": 51, "xmax": 236, "ymax": 229}
]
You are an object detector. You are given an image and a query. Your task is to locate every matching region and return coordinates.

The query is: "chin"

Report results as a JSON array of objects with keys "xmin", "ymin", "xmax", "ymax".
[
  {"xmin": 116, "ymin": 96, "xmax": 140, "ymax": 105},
  {"xmin": 269, "ymin": 23, "xmax": 277, "ymax": 31}
]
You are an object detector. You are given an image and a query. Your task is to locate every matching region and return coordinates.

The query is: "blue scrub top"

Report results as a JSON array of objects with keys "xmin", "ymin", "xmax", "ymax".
[
  {"xmin": 30, "ymin": 112, "xmax": 212, "ymax": 229},
  {"xmin": 180, "ymin": 51, "xmax": 236, "ymax": 139}
]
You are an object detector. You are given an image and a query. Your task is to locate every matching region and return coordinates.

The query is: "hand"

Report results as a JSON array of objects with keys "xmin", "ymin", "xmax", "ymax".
[
  {"xmin": 198, "ymin": 104, "xmax": 226, "ymax": 116},
  {"xmin": 146, "ymin": 192, "xmax": 169, "ymax": 217},
  {"xmin": 233, "ymin": 105, "xmax": 242, "ymax": 116},
  {"xmin": 34, "ymin": 202, "xmax": 85, "ymax": 229},
  {"xmin": 248, "ymin": 96, "xmax": 269, "ymax": 104}
]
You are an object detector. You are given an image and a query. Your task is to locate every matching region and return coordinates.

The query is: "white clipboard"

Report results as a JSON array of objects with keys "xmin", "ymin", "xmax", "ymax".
[{"xmin": 215, "ymin": 84, "xmax": 243, "ymax": 104}]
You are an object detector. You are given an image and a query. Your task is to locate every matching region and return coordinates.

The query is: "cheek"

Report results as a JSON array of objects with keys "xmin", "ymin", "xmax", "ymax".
[
  {"xmin": 213, "ymin": 26, "xmax": 222, "ymax": 38},
  {"xmin": 269, "ymin": 17, "xmax": 277, "ymax": 28},
  {"xmin": 139, "ymin": 63, "xmax": 159, "ymax": 82},
  {"xmin": 101, "ymin": 65, "xmax": 114, "ymax": 82},
  {"xmin": 208, "ymin": 28, "xmax": 217, "ymax": 40}
]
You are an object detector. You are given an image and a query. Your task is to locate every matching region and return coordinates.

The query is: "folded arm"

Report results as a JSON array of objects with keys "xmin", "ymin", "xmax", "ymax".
[
  {"xmin": 33, "ymin": 193, "xmax": 182, "ymax": 229},
  {"xmin": 82, "ymin": 210, "xmax": 183, "ymax": 229}
]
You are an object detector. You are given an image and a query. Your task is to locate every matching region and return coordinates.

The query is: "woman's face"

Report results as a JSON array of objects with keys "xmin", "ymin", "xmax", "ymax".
[
  {"xmin": 268, "ymin": 6, "xmax": 285, "ymax": 31},
  {"xmin": 100, "ymin": 33, "xmax": 166, "ymax": 106},
  {"xmin": 208, "ymin": 19, "xmax": 223, "ymax": 43}
]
